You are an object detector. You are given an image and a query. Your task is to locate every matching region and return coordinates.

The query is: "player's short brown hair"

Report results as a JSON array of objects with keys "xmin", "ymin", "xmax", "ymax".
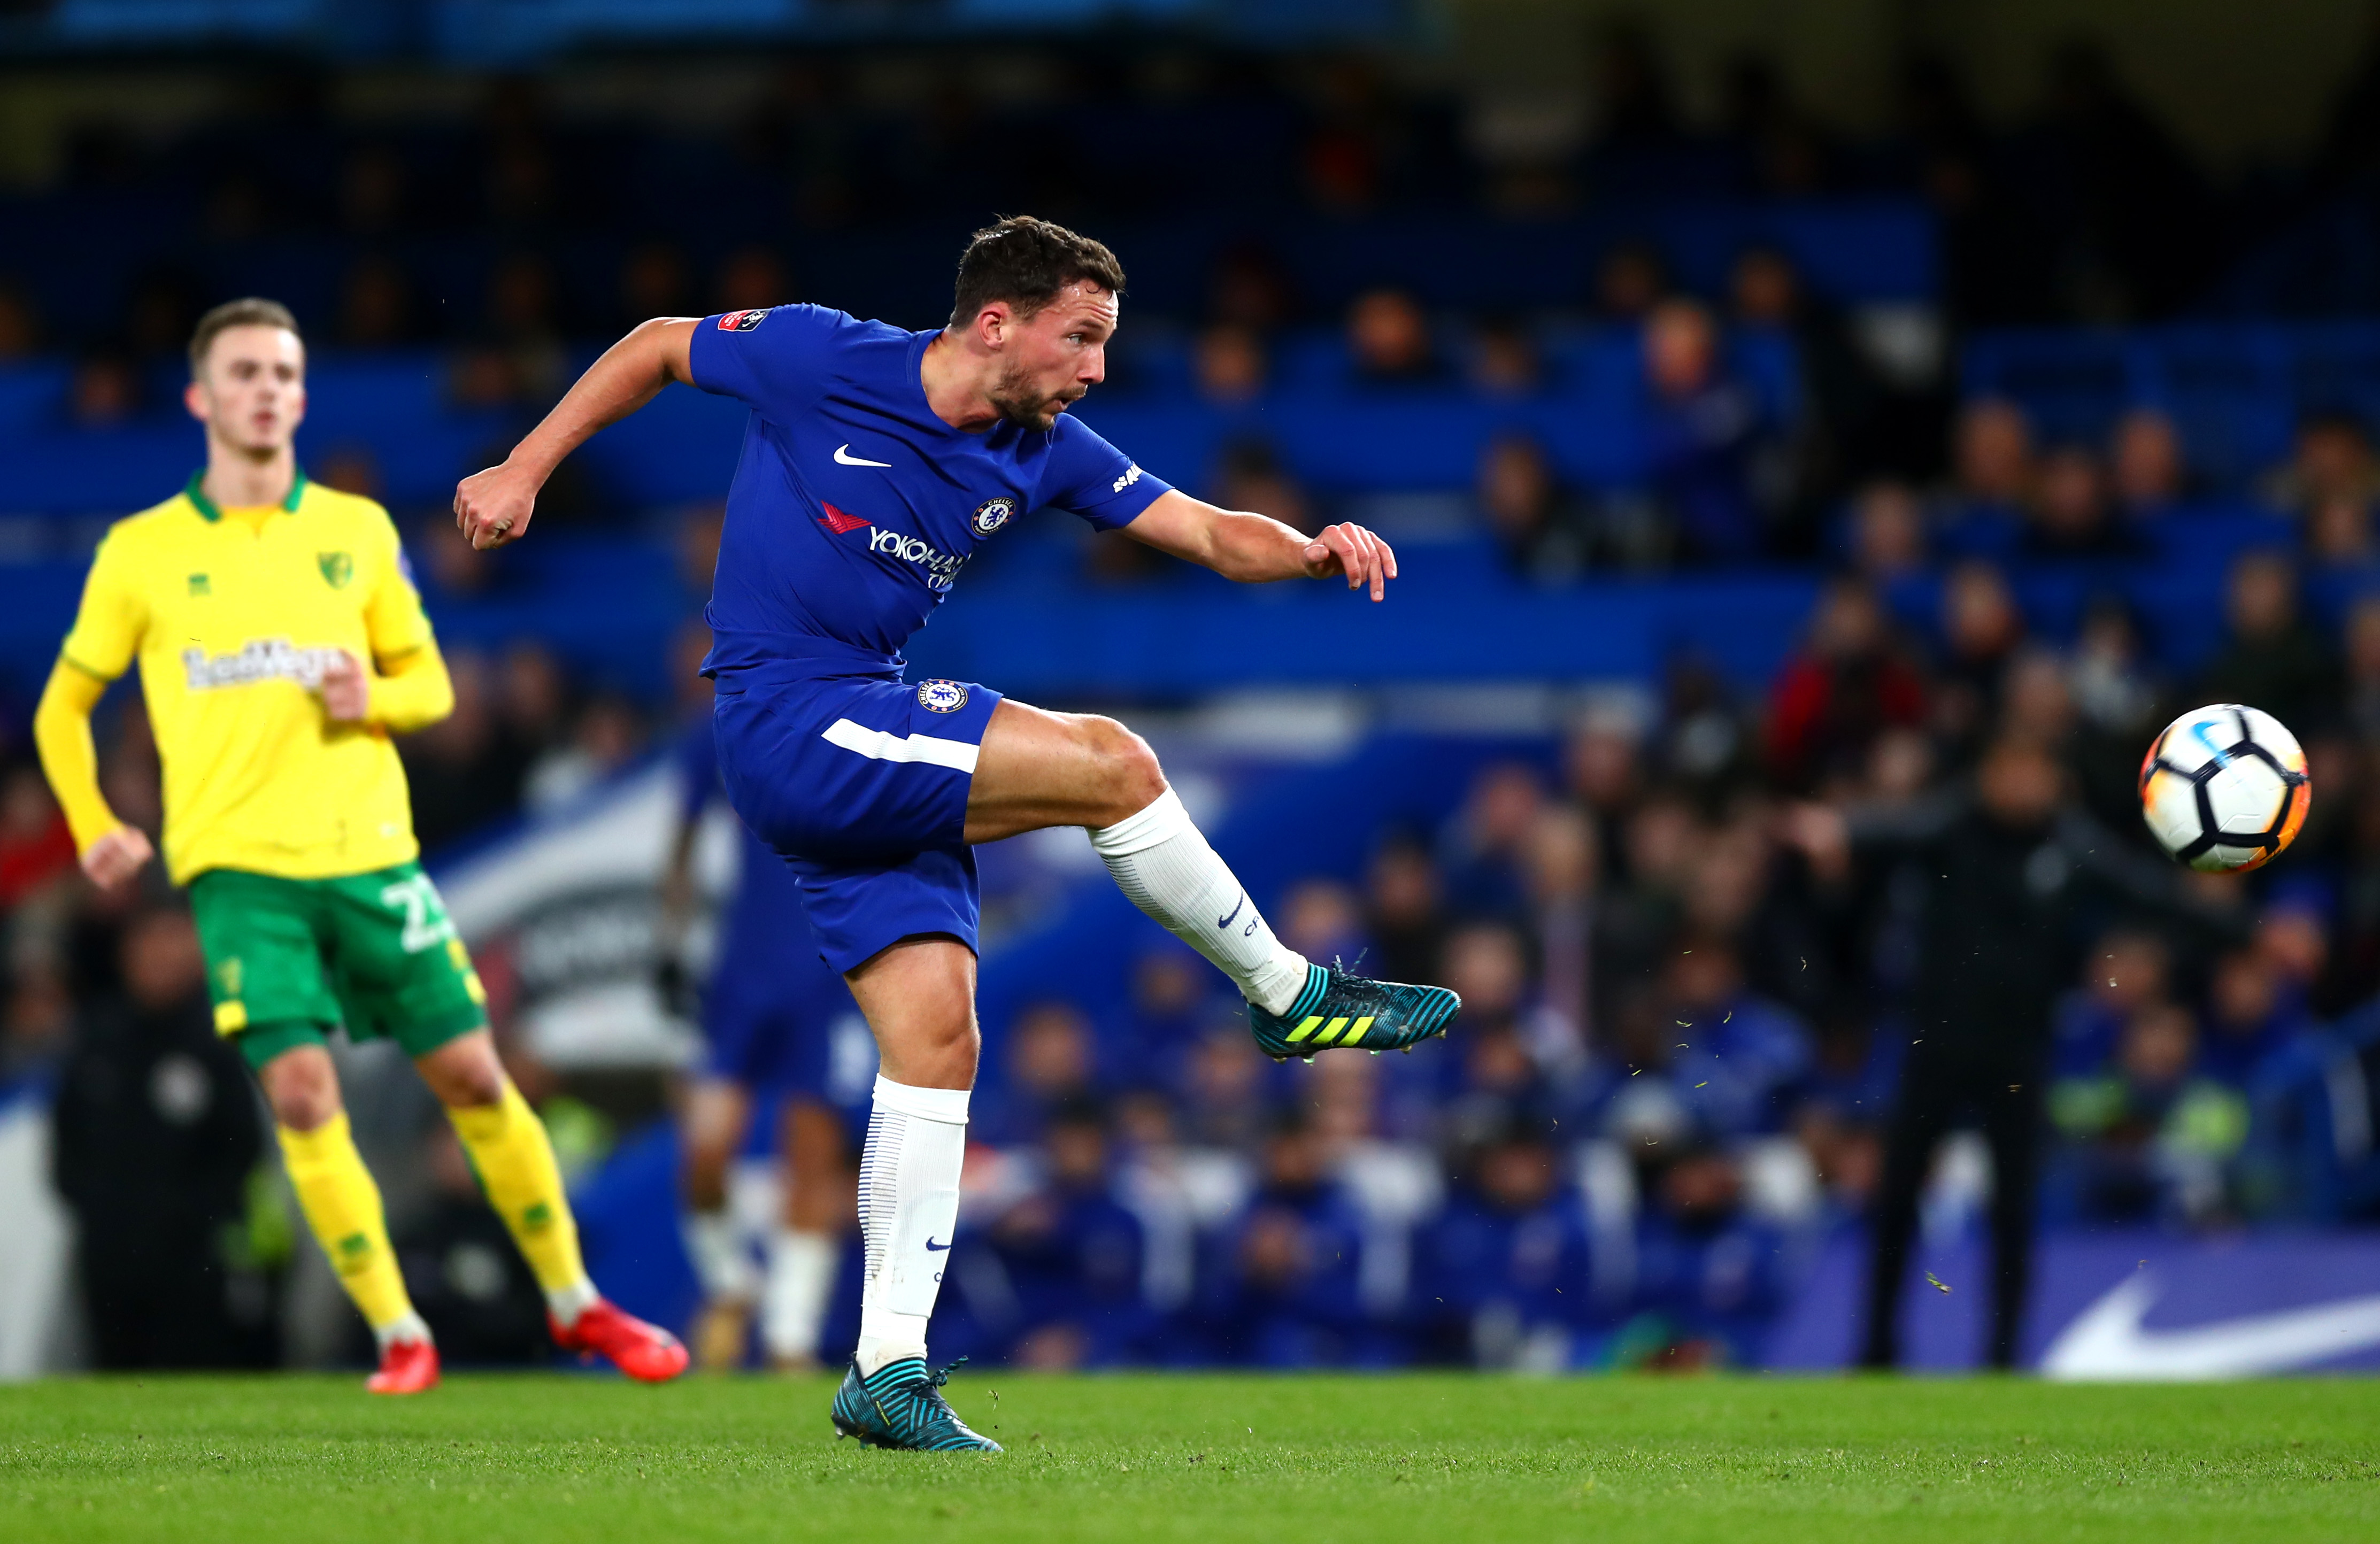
[
  {"xmin": 949, "ymin": 216, "xmax": 1125, "ymax": 328},
  {"xmin": 188, "ymin": 297, "xmax": 301, "ymax": 376}
]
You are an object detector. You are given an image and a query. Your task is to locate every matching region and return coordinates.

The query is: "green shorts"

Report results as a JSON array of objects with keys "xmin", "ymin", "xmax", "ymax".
[{"xmin": 188, "ymin": 862, "xmax": 489, "ymax": 1074}]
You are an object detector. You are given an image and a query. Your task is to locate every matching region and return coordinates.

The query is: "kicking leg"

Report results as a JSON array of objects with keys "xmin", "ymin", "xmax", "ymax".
[
  {"xmin": 255, "ymin": 1040, "xmax": 436, "ymax": 1393},
  {"xmin": 680, "ymin": 1076, "xmax": 759, "ymax": 1369},
  {"xmin": 416, "ymin": 1030, "xmax": 687, "ymax": 1381},
  {"xmin": 967, "ymin": 700, "xmax": 1460, "ymax": 1057},
  {"xmin": 829, "ymin": 937, "xmax": 997, "ymax": 1452}
]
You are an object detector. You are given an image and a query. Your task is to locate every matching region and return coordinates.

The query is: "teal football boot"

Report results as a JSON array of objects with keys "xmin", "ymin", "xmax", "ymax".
[
  {"xmin": 831, "ymin": 1357, "xmax": 1002, "ymax": 1453},
  {"xmin": 1246, "ymin": 962, "xmax": 1461, "ymax": 1061}
]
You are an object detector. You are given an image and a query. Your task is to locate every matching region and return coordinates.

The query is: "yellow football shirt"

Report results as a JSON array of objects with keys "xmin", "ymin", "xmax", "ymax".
[{"xmin": 59, "ymin": 472, "xmax": 435, "ymax": 884}]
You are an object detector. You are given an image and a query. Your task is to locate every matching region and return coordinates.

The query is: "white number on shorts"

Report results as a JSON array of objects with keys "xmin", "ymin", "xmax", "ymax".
[{"xmin": 379, "ymin": 874, "xmax": 456, "ymax": 954}]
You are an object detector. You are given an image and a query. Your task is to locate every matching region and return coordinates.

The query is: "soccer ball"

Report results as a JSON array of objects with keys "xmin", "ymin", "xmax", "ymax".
[{"xmin": 2137, "ymin": 704, "xmax": 2310, "ymax": 872}]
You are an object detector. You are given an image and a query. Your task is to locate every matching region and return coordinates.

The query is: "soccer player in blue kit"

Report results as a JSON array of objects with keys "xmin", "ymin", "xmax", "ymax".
[{"xmin": 456, "ymin": 217, "xmax": 1461, "ymax": 1451}]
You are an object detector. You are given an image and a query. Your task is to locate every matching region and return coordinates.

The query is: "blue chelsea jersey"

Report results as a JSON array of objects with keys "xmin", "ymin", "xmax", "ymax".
[{"xmin": 688, "ymin": 303, "xmax": 1172, "ymax": 679}]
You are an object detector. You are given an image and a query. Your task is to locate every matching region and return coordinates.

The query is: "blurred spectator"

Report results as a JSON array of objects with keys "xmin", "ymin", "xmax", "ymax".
[
  {"xmin": 1416, "ymin": 1120, "xmax": 1594, "ymax": 1368},
  {"xmin": 1179, "ymin": 1023, "xmax": 1272, "ymax": 1151},
  {"xmin": 2051, "ymin": 1001, "xmax": 2245, "ymax": 1224},
  {"xmin": 0, "ymin": 279, "xmax": 42, "ymax": 359},
  {"xmin": 977, "ymin": 1000, "xmax": 1095, "ymax": 1146},
  {"xmin": 1345, "ymin": 287, "xmax": 1440, "ymax": 383},
  {"xmin": 2263, "ymin": 412, "xmax": 2380, "ymax": 516},
  {"xmin": 315, "ymin": 444, "xmax": 384, "ymax": 501},
  {"xmin": 2193, "ymin": 551, "xmax": 2341, "ymax": 737},
  {"xmin": 337, "ymin": 255, "xmax": 414, "ymax": 349},
  {"xmin": 402, "ymin": 649, "xmax": 532, "ymax": 850},
  {"xmin": 1364, "ymin": 833, "xmax": 1445, "ymax": 987},
  {"xmin": 714, "ymin": 245, "xmax": 790, "ymax": 313},
  {"xmin": 1467, "ymin": 317, "xmax": 1542, "ymax": 397},
  {"xmin": 51, "ymin": 906, "xmax": 271, "ymax": 1369},
  {"xmin": 2024, "ymin": 445, "xmax": 2136, "ymax": 559},
  {"xmin": 1207, "ymin": 243, "xmax": 1295, "ymax": 333},
  {"xmin": 1475, "ymin": 434, "xmax": 1589, "ymax": 582},
  {"xmin": 522, "ymin": 692, "xmax": 645, "ymax": 813},
  {"xmin": 978, "ymin": 1099, "xmax": 1152, "ymax": 1368},
  {"xmin": 1562, "ymin": 708, "xmax": 1644, "ymax": 885},
  {"xmin": 1933, "ymin": 559, "xmax": 2025, "ymax": 759},
  {"xmin": 1938, "ymin": 397, "xmax": 2034, "ymax": 555},
  {"xmin": 1847, "ymin": 479, "xmax": 1928, "ymax": 581},
  {"xmin": 1592, "ymin": 240, "xmax": 1669, "ymax": 322},
  {"xmin": 1613, "ymin": 1142, "xmax": 1787, "ymax": 1369},
  {"xmin": 2200, "ymin": 947, "xmax": 2309, "ymax": 1087},
  {"xmin": 2346, "ymin": 596, "xmax": 2380, "ymax": 742},
  {"xmin": 1656, "ymin": 933, "xmax": 1814, "ymax": 1139},
  {"xmin": 1276, "ymin": 877, "xmax": 1364, "ymax": 965},
  {"xmin": 68, "ymin": 350, "xmax": 142, "ymax": 429},
  {"xmin": 1730, "ymin": 245, "xmax": 1888, "ymax": 504},
  {"xmin": 2052, "ymin": 929, "xmax": 2173, "ymax": 1078},
  {"xmin": 390, "ymin": 1126, "xmax": 554, "ymax": 1365},
  {"xmin": 0, "ymin": 763, "xmax": 76, "ymax": 906},
  {"xmin": 1438, "ymin": 762, "xmax": 1545, "ymax": 918},
  {"xmin": 1211, "ymin": 439, "xmax": 1312, "ymax": 534},
  {"xmin": 1203, "ymin": 1110, "xmax": 1380, "ymax": 1367},
  {"xmin": 1192, "ymin": 323, "xmax": 1268, "ymax": 406},
  {"xmin": 1764, "ymin": 577, "xmax": 1929, "ymax": 793},
  {"xmin": 2109, "ymin": 406, "xmax": 2186, "ymax": 520},
  {"xmin": 1640, "ymin": 298, "xmax": 1773, "ymax": 564},
  {"xmin": 618, "ymin": 239, "xmax": 694, "ymax": 324},
  {"xmin": 337, "ymin": 143, "xmax": 410, "ymax": 237},
  {"xmin": 2304, "ymin": 493, "xmax": 2377, "ymax": 569}
]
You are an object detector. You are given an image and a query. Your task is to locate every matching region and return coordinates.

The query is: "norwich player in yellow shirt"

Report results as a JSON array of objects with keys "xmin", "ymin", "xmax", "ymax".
[{"xmin": 34, "ymin": 297, "xmax": 687, "ymax": 1393}]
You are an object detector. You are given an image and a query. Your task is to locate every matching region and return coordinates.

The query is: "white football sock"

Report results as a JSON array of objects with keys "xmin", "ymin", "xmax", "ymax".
[
  {"xmin": 682, "ymin": 1208, "xmax": 758, "ymax": 1302},
  {"xmin": 1089, "ymin": 787, "xmax": 1311, "ymax": 1016},
  {"xmin": 373, "ymin": 1312, "xmax": 432, "ymax": 1353},
  {"xmin": 853, "ymin": 1075, "xmax": 968, "ymax": 1377},
  {"xmin": 761, "ymin": 1228, "xmax": 838, "ymax": 1364},
  {"xmin": 544, "ymin": 1278, "xmax": 599, "ymax": 1326}
]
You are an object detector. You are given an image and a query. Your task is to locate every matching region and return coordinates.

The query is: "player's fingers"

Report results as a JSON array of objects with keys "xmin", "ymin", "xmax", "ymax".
[
  {"xmin": 1328, "ymin": 525, "xmax": 1366, "ymax": 589},
  {"xmin": 1343, "ymin": 524, "xmax": 1385, "ymax": 599},
  {"xmin": 1374, "ymin": 531, "xmax": 1399, "ymax": 582}
]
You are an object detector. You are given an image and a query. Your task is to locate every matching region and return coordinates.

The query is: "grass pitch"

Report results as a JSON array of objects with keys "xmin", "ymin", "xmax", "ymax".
[{"xmin": 4, "ymin": 1372, "xmax": 2376, "ymax": 1543}]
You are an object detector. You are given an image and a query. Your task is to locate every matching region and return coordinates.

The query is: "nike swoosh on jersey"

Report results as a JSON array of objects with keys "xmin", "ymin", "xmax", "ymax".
[
  {"xmin": 835, "ymin": 444, "xmax": 892, "ymax": 467},
  {"xmin": 2041, "ymin": 1273, "xmax": 2380, "ymax": 1379}
]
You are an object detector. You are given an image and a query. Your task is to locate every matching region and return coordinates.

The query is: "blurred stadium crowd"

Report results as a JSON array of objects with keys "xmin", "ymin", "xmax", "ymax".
[{"xmin": 7, "ymin": 24, "xmax": 2380, "ymax": 1373}]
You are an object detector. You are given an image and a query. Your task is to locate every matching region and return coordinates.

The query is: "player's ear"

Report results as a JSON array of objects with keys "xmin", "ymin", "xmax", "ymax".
[
  {"xmin": 975, "ymin": 300, "xmax": 1011, "ymax": 350},
  {"xmin": 182, "ymin": 376, "xmax": 210, "ymax": 425}
]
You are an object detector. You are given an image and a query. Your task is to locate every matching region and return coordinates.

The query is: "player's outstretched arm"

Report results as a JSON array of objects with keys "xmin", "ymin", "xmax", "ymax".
[
  {"xmin": 455, "ymin": 317, "xmax": 699, "ymax": 551},
  {"xmin": 1123, "ymin": 489, "xmax": 1398, "ymax": 600},
  {"xmin": 32, "ymin": 659, "xmax": 152, "ymax": 890}
]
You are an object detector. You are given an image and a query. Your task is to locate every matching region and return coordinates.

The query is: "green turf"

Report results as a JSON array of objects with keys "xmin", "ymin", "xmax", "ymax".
[{"xmin": 3, "ymin": 1372, "xmax": 2376, "ymax": 1543}]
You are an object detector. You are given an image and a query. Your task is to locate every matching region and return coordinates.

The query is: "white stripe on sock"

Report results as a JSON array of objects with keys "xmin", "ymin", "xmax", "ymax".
[{"xmin": 854, "ymin": 1076, "xmax": 968, "ymax": 1377}]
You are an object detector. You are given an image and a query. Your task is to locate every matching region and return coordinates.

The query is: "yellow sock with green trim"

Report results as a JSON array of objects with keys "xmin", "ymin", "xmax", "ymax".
[
  {"xmin": 448, "ymin": 1081, "xmax": 591, "ymax": 1303},
  {"xmin": 276, "ymin": 1113, "xmax": 418, "ymax": 1334}
]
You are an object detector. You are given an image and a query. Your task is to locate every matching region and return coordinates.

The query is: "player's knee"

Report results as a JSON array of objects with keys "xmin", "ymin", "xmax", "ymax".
[
  {"xmin": 260, "ymin": 1048, "xmax": 342, "ymax": 1132},
  {"xmin": 1081, "ymin": 715, "xmax": 1166, "ymax": 824},
  {"xmin": 415, "ymin": 1036, "xmax": 507, "ymax": 1109}
]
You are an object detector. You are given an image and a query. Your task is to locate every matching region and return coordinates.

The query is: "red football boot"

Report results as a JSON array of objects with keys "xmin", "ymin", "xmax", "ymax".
[
  {"xmin": 551, "ymin": 1298, "xmax": 689, "ymax": 1383},
  {"xmin": 366, "ymin": 1337, "xmax": 441, "ymax": 1395}
]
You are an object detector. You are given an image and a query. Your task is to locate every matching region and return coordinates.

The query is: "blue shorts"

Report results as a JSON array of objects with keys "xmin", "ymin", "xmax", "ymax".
[{"xmin": 713, "ymin": 670, "xmax": 1003, "ymax": 974}]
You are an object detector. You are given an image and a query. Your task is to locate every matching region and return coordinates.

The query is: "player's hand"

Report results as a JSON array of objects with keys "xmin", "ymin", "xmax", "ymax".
[
  {"xmin": 455, "ymin": 461, "xmax": 539, "ymax": 551},
  {"xmin": 81, "ymin": 825, "xmax": 153, "ymax": 891},
  {"xmin": 320, "ymin": 649, "xmax": 370, "ymax": 723},
  {"xmin": 1301, "ymin": 521, "xmax": 1399, "ymax": 601}
]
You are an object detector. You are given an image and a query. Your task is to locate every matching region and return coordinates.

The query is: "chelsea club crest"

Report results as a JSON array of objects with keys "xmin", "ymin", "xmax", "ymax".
[
  {"xmin": 971, "ymin": 497, "xmax": 1017, "ymax": 537},
  {"xmin": 918, "ymin": 680, "xmax": 969, "ymax": 714}
]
